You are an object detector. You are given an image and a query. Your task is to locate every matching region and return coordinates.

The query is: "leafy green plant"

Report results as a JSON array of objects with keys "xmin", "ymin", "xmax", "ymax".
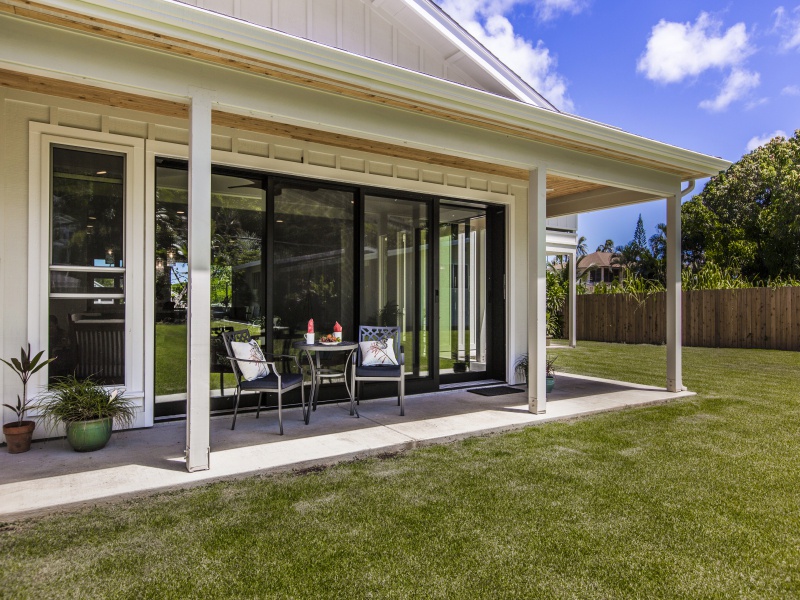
[
  {"xmin": 620, "ymin": 268, "xmax": 665, "ymax": 308},
  {"xmin": 514, "ymin": 353, "xmax": 556, "ymax": 383},
  {"xmin": 37, "ymin": 375, "xmax": 135, "ymax": 430},
  {"xmin": 1, "ymin": 344, "xmax": 56, "ymax": 426}
]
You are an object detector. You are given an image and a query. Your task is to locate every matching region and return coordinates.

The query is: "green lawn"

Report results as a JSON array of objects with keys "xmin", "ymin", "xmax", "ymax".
[{"xmin": 3, "ymin": 343, "xmax": 799, "ymax": 598}]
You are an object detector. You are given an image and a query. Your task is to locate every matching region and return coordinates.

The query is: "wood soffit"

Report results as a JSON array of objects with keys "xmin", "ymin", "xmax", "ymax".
[
  {"xmin": 0, "ymin": 68, "xmax": 606, "ymax": 199},
  {"xmin": 0, "ymin": 0, "xmax": 714, "ymax": 181}
]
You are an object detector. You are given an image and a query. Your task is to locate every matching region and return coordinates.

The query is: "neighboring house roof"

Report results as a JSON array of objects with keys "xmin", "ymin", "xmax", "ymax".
[
  {"xmin": 175, "ymin": 0, "xmax": 556, "ymax": 109},
  {"xmin": 577, "ymin": 251, "xmax": 619, "ymax": 276}
]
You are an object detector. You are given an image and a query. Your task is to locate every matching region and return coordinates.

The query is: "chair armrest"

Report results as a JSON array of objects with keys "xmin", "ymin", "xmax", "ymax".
[{"xmin": 263, "ymin": 353, "xmax": 302, "ymax": 372}]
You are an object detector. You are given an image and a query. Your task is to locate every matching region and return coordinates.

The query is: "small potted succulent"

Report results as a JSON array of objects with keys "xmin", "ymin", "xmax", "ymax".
[
  {"xmin": 37, "ymin": 375, "xmax": 135, "ymax": 452},
  {"xmin": 2, "ymin": 345, "xmax": 55, "ymax": 454}
]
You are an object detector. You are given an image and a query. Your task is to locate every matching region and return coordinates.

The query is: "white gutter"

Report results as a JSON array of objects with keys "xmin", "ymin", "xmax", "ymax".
[{"xmin": 3, "ymin": 0, "xmax": 731, "ymax": 177}]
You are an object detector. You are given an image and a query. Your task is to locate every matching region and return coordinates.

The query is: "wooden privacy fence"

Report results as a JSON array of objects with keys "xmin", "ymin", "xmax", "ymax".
[{"xmin": 574, "ymin": 288, "xmax": 800, "ymax": 351}]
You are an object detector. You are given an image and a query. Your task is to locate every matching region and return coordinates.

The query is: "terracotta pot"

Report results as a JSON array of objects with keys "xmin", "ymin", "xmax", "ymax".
[{"xmin": 3, "ymin": 421, "xmax": 36, "ymax": 454}]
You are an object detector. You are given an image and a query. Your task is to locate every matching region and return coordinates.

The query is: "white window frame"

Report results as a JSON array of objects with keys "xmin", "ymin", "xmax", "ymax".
[{"xmin": 28, "ymin": 124, "xmax": 148, "ymax": 428}]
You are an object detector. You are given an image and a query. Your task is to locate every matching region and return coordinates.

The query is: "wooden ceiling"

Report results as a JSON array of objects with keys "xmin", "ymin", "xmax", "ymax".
[{"xmin": 0, "ymin": 68, "xmax": 607, "ymax": 199}]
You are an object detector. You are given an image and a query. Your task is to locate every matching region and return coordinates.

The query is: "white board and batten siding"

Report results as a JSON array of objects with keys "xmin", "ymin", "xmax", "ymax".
[{"xmin": 182, "ymin": 0, "xmax": 500, "ymax": 96}]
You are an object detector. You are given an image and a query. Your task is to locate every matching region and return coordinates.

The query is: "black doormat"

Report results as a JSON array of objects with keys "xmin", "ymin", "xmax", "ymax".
[{"xmin": 468, "ymin": 386, "xmax": 524, "ymax": 397}]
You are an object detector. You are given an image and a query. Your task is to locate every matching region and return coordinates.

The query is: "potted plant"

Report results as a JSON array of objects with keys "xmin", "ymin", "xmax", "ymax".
[
  {"xmin": 514, "ymin": 353, "xmax": 557, "ymax": 393},
  {"xmin": 38, "ymin": 375, "xmax": 135, "ymax": 452},
  {"xmin": 2, "ymin": 344, "xmax": 55, "ymax": 454}
]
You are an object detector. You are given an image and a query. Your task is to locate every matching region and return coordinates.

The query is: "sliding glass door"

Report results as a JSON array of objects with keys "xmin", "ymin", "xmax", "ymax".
[
  {"xmin": 271, "ymin": 180, "xmax": 355, "ymax": 354},
  {"xmin": 438, "ymin": 203, "xmax": 489, "ymax": 379},
  {"xmin": 154, "ymin": 162, "xmax": 266, "ymax": 403},
  {"xmin": 362, "ymin": 194, "xmax": 430, "ymax": 377},
  {"xmin": 152, "ymin": 163, "xmax": 503, "ymax": 412}
]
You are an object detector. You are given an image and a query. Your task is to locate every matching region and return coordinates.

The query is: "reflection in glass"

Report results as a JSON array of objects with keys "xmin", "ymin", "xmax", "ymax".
[
  {"xmin": 439, "ymin": 203, "xmax": 487, "ymax": 374},
  {"xmin": 48, "ymin": 147, "xmax": 126, "ymax": 385},
  {"xmin": 363, "ymin": 195, "xmax": 429, "ymax": 376},
  {"xmin": 273, "ymin": 181, "xmax": 354, "ymax": 355},
  {"xmin": 154, "ymin": 164, "xmax": 265, "ymax": 399},
  {"xmin": 51, "ymin": 147, "xmax": 124, "ymax": 268},
  {"xmin": 50, "ymin": 271, "xmax": 124, "ymax": 295}
]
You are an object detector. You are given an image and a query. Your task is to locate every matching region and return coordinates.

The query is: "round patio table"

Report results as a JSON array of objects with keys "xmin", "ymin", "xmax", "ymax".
[{"xmin": 292, "ymin": 340, "xmax": 359, "ymax": 422}]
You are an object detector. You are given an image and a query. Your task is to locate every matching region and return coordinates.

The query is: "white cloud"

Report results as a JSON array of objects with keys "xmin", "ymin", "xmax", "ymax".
[
  {"xmin": 746, "ymin": 130, "xmax": 788, "ymax": 152},
  {"xmin": 782, "ymin": 84, "xmax": 800, "ymax": 95},
  {"xmin": 536, "ymin": 0, "xmax": 587, "ymax": 21},
  {"xmin": 439, "ymin": 0, "xmax": 576, "ymax": 110},
  {"xmin": 773, "ymin": 6, "xmax": 800, "ymax": 51},
  {"xmin": 745, "ymin": 97, "xmax": 769, "ymax": 110},
  {"xmin": 637, "ymin": 13, "xmax": 753, "ymax": 83},
  {"xmin": 699, "ymin": 68, "xmax": 761, "ymax": 112}
]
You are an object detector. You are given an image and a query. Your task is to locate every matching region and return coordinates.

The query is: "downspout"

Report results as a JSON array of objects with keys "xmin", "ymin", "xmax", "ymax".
[{"xmin": 681, "ymin": 180, "xmax": 696, "ymax": 199}]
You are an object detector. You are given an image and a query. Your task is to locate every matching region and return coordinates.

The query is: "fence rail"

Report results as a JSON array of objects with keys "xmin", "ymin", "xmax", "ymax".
[{"xmin": 574, "ymin": 288, "xmax": 800, "ymax": 351}]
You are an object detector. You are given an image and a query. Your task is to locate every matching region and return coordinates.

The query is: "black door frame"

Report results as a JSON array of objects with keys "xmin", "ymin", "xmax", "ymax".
[{"xmin": 153, "ymin": 160, "xmax": 507, "ymax": 413}]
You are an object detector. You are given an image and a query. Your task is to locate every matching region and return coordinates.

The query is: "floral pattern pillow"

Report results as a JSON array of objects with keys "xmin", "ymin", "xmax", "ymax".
[
  {"xmin": 231, "ymin": 339, "xmax": 270, "ymax": 381},
  {"xmin": 360, "ymin": 338, "xmax": 399, "ymax": 366}
]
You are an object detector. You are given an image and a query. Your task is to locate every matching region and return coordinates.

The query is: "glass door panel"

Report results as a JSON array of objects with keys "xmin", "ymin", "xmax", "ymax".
[
  {"xmin": 362, "ymin": 195, "xmax": 430, "ymax": 377},
  {"xmin": 272, "ymin": 180, "xmax": 354, "ymax": 354},
  {"xmin": 154, "ymin": 163, "xmax": 265, "ymax": 400},
  {"xmin": 438, "ymin": 203, "xmax": 487, "ymax": 376}
]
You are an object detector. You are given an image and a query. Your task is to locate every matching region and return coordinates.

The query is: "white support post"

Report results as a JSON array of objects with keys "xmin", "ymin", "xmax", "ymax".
[
  {"xmin": 569, "ymin": 251, "xmax": 577, "ymax": 348},
  {"xmin": 666, "ymin": 186, "xmax": 683, "ymax": 392},
  {"xmin": 185, "ymin": 89, "xmax": 213, "ymax": 472},
  {"xmin": 528, "ymin": 167, "xmax": 547, "ymax": 413}
]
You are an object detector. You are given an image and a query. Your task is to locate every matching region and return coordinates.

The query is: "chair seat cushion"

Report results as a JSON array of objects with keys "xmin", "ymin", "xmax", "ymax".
[
  {"xmin": 240, "ymin": 372, "xmax": 303, "ymax": 390},
  {"xmin": 356, "ymin": 364, "xmax": 402, "ymax": 378}
]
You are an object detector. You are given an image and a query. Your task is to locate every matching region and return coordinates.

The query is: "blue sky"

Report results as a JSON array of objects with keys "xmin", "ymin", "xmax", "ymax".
[{"xmin": 437, "ymin": 0, "xmax": 800, "ymax": 253}]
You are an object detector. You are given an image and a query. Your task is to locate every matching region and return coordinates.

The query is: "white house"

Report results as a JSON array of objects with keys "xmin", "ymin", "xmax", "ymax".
[{"xmin": 0, "ymin": 0, "xmax": 729, "ymax": 471}]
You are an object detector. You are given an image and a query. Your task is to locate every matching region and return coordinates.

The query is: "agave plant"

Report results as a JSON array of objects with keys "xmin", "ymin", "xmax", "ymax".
[{"xmin": 1, "ymin": 344, "xmax": 55, "ymax": 426}]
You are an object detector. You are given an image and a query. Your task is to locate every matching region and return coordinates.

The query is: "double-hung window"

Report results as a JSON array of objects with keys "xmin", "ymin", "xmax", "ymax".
[{"xmin": 48, "ymin": 146, "xmax": 126, "ymax": 385}]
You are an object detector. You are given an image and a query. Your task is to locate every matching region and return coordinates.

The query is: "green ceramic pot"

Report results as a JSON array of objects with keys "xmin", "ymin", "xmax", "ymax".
[
  {"xmin": 66, "ymin": 417, "xmax": 113, "ymax": 452},
  {"xmin": 546, "ymin": 376, "xmax": 555, "ymax": 394}
]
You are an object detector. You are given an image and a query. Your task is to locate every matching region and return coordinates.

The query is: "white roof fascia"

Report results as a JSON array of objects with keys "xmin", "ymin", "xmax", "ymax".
[
  {"xmin": 388, "ymin": 0, "xmax": 559, "ymax": 110},
  {"xmin": 15, "ymin": 0, "xmax": 730, "ymax": 177}
]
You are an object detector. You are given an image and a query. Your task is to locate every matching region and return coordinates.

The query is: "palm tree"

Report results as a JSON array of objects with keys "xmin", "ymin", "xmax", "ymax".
[
  {"xmin": 576, "ymin": 235, "xmax": 588, "ymax": 257},
  {"xmin": 596, "ymin": 239, "xmax": 614, "ymax": 253}
]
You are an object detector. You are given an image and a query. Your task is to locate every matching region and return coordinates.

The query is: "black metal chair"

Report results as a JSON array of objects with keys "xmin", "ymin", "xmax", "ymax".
[
  {"xmin": 222, "ymin": 329, "xmax": 306, "ymax": 434},
  {"xmin": 351, "ymin": 325, "xmax": 405, "ymax": 416},
  {"xmin": 210, "ymin": 326, "xmax": 234, "ymax": 397}
]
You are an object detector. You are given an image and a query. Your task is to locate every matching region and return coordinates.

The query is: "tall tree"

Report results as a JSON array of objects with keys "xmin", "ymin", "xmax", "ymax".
[
  {"xmin": 633, "ymin": 214, "xmax": 647, "ymax": 250},
  {"xmin": 596, "ymin": 239, "xmax": 614, "ymax": 253},
  {"xmin": 576, "ymin": 235, "xmax": 588, "ymax": 257},
  {"xmin": 682, "ymin": 130, "xmax": 800, "ymax": 280}
]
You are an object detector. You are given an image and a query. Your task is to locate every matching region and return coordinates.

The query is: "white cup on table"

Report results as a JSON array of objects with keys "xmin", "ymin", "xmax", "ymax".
[{"xmin": 305, "ymin": 333, "xmax": 315, "ymax": 344}]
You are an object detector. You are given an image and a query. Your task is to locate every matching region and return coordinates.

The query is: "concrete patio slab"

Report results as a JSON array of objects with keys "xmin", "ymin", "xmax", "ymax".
[{"xmin": 0, "ymin": 373, "xmax": 694, "ymax": 519}]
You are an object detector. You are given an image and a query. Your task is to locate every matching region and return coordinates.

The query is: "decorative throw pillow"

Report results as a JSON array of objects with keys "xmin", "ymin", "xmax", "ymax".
[
  {"xmin": 360, "ymin": 338, "xmax": 399, "ymax": 366},
  {"xmin": 231, "ymin": 339, "xmax": 270, "ymax": 381}
]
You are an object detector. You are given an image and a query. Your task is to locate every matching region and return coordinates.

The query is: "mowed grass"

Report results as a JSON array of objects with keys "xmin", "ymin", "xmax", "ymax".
[{"xmin": 2, "ymin": 342, "xmax": 799, "ymax": 598}]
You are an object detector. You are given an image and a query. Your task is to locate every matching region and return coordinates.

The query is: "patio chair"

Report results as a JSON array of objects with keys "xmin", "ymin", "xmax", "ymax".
[
  {"xmin": 210, "ymin": 326, "xmax": 234, "ymax": 397},
  {"xmin": 351, "ymin": 325, "xmax": 405, "ymax": 416},
  {"xmin": 222, "ymin": 329, "xmax": 306, "ymax": 434}
]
